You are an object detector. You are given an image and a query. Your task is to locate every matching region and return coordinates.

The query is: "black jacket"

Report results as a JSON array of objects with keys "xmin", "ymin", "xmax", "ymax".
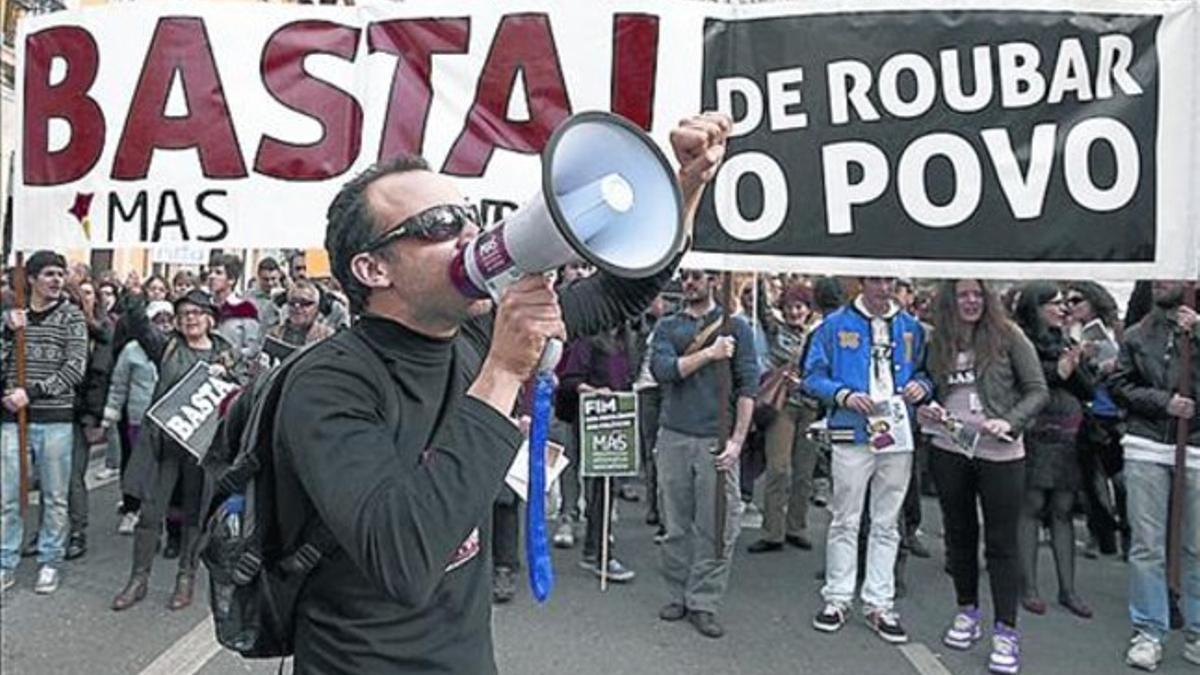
[
  {"xmin": 75, "ymin": 320, "xmax": 114, "ymax": 426},
  {"xmin": 273, "ymin": 265, "xmax": 675, "ymax": 675},
  {"xmin": 1108, "ymin": 307, "xmax": 1200, "ymax": 447}
]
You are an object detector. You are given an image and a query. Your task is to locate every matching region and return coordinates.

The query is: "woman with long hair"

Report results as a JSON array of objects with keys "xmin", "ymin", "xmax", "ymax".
[
  {"xmin": 1013, "ymin": 282, "xmax": 1097, "ymax": 620},
  {"xmin": 919, "ymin": 279, "xmax": 1048, "ymax": 675}
]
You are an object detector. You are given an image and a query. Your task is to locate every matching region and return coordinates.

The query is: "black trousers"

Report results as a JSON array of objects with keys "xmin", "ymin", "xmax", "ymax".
[
  {"xmin": 637, "ymin": 387, "xmax": 662, "ymax": 514},
  {"xmin": 492, "ymin": 495, "xmax": 520, "ymax": 570},
  {"xmin": 67, "ymin": 423, "xmax": 89, "ymax": 536},
  {"xmin": 1079, "ymin": 433, "xmax": 1128, "ymax": 553},
  {"xmin": 931, "ymin": 449, "xmax": 1025, "ymax": 627},
  {"xmin": 582, "ymin": 477, "xmax": 616, "ymax": 561},
  {"xmin": 119, "ymin": 421, "xmax": 142, "ymax": 514}
]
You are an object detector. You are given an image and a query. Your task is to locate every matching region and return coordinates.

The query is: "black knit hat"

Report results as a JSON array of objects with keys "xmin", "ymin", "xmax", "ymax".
[
  {"xmin": 25, "ymin": 250, "xmax": 67, "ymax": 278},
  {"xmin": 173, "ymin": 288, "xmax": 218, "ymax": 318}
]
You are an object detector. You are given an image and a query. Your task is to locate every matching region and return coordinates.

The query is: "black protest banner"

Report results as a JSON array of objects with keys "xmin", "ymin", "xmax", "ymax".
[
  {"xmin": 145, "ymin": 362, "xmax": 240, "ymax": 462},
  {"xmin": 698, "ymin": 10, "xmax": 1167, "ymax": 275}
]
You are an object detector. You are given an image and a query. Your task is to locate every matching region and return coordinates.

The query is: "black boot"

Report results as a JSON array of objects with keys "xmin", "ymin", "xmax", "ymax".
[
  {"xmin": 112, "ymin": 528, "xmax": 157, "ymax": 611},
  {"xmin": 65, "ymin": 532, "xmax": 87, "ymax": 561}
]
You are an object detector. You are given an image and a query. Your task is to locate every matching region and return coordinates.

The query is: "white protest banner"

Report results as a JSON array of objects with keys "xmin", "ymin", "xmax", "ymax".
[{"xmin": 12, "ymin": 0, "xmax": 1199, "ymax": 279}]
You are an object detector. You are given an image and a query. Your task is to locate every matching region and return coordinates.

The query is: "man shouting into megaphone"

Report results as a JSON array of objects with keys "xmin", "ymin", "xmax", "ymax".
[{"xmin": 266, "ymin": 112, "xmax": 730, "ymax": 675}]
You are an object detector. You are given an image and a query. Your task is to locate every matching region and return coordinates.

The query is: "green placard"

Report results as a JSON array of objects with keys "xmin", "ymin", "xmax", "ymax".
[{"xmin": 579, "ymin": 392, "xmax": 640, "ymax": 478}]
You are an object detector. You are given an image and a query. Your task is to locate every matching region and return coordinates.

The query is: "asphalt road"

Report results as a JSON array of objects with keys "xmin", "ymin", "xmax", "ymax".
[{"xmin": 2, "ymin": 457, "xmax": 1194, "ymax": 675}]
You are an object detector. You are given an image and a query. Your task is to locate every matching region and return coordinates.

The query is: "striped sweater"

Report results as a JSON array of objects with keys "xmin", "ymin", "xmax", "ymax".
[{"xmin": 2, "ymin": 299, "xmax": 88, "ymax": 424}]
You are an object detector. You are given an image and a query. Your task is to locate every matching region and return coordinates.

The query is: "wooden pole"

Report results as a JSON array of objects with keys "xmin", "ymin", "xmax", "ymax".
[
  {"xmin": 12, "ymin": 252, "xmax": 29, "ymax": 517},
  {"xmin": 714, "ymin": 272, "xmax": 733, "ymax": 560},
  {"xmin": 600, "ymin": 477, "xmax": 611, "ymax": 592},
  {"xmin": 1167, "ymin": 280, "xmax": 1196, "ymax": 593}
]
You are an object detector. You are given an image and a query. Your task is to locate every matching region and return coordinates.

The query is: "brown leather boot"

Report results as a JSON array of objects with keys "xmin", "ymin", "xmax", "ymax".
[
  {"xmin": 167, "ymin": 572, "xmax": 195, "ymax": 610},
  {"xmin": 112, "ymin": 528, "xmax": 158, "ymax": 611},
  {"xmin": 112, "ymin": 574, "xmax": 149, "ymax": 611}
]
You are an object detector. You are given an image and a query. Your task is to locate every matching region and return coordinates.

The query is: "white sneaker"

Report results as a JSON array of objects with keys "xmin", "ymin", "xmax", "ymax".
[
  {"xmin": 1184, "ymin": 634, "xmax": 1200, "ymax": 667},
  {"xmin": 92, "ymin": 467, "xmax": 119, "ymax": 482},
  {"xmin": 34, "ymin": 565, "xmax": 60, "ymax": 594},
  {"xmin": 552, "ymin": 521, "xmax": 575, "ymax": 549},
  {"xmin": 118, "ymin": 511, "xmax": 140, "ymax": 535},
  {"xmin": 1126, "ymin": 632, "xmax": 1163, "ymax": 671},
  {"xmin": 740, "ymin": 502, "xmax": 763, "ymax": 530}
]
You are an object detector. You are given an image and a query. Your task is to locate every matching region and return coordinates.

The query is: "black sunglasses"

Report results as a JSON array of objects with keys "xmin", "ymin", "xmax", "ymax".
[
  {"xmin": 361, "ymin": 204, "xmax": 478, "ymax": 253},
  {"xmin": 1065, "ymin": 296, "xmax": 1086, "ymax": 306}
]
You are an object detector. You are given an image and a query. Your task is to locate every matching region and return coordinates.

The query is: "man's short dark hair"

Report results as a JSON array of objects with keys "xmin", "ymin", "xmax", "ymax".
[
  {"xmin": 210, "ymin": 253, "xmax": 244, "ymax": 285},
  {"xmin": 258, "ymin": 257, "xmax": 280, "ymax": 274},
  {"xmin": 325, "ymin": 155, "xmax": 432, "ymax": 315},
  {"xmin": 26, "ymin": 250, "xmax": 67, "ymax": 278}
]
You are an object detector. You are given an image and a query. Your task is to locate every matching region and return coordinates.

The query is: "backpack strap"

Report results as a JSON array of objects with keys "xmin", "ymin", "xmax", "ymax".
[
  {"xmin": 684, "ymin": 316, "xmax": 723, "ymax": 356},
  {"xmin": 278, "ymin": 521, "xmax": 339, "ymax": 576}
]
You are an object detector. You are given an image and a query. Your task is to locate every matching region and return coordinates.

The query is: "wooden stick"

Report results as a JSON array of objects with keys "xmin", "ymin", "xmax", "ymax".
[
  {"xmin": 12, "ymin": 252, "xmax": 29, "ymax": 517},
  {"xmin": 714, "ymin": 272, "xmax": 733, "ymax": 560},
  {"xmin": 600, "ymin": 477, "xmax": 611, "ymax": 592},
  {"xmin": 1167, "ymin": 280, "xmax": 1196, "ymax": 593}
]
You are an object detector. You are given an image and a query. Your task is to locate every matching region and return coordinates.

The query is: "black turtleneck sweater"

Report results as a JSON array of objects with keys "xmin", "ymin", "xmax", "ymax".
[{"xmin": 273, "ymin": 266, "xmax": 674, "ymax": 674}]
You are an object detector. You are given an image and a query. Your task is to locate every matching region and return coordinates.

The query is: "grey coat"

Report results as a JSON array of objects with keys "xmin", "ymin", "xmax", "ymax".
[{"xmin": 122, "ymin": 332, "xmax": 239, "ymax": 502}]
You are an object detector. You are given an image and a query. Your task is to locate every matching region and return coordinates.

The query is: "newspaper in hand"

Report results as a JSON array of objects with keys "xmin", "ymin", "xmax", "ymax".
[
  {"xmin": 866, "ymin": 396, "xmax": 915, "ymax": 453},
  {"xmin": 931, "ymin": 413, "xmax": 979, "ymax": 454},
  {"xmin": 1080, "ymin": 318, "xmax": 1119, "ymax": 364}
]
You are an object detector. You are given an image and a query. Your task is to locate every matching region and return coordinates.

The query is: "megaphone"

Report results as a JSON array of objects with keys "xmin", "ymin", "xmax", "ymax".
[{"xmin": 448, "ymin": 111, "xmax": 684, "ymax": 305}]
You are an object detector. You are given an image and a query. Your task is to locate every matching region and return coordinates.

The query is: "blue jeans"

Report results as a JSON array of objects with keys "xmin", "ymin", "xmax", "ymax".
[
  {"xmin": 1126, "ymin": 459, "xmax": 1200, "ymax": 641},
  {"xmin": 1, "ymin": 422, "xmax": 74, "ymax": 570}
]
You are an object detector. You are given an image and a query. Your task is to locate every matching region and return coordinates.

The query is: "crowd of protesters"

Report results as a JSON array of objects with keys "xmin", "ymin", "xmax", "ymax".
[
  {"xmin": 493, "ymin": 271, "xmax": 1197, "ymax": 673},
  {"xmin": 0, "ymin": 250, "xmax": 348, "ymax": 610},
  {"xmin": 1, "ymin": 253, "xmax": 1197, "ymax": 673}
]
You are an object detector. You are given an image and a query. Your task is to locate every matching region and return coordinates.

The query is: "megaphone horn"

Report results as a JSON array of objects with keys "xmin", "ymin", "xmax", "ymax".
[{"xmin": 448, "ymin": 111, "xmax": 684, "ymax": 302}]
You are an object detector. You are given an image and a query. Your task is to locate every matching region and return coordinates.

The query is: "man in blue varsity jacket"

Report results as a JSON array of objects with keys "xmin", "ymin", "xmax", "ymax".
[{"xmin": 803, "ymin": 277, "xmax": 931, "ymax": 645}]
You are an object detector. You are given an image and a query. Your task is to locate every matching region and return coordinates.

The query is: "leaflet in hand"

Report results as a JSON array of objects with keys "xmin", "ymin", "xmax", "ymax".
[
  {"xmin": 506, "ymin": 440, "xmax": 569, "ymax": 502},
  {"xmin": 867, "ymin": 396, "xmax": 914, "ymax": 453},
  {"xmin": 922, "ymin": 414, "xmax": 982, "ymax": 457}
]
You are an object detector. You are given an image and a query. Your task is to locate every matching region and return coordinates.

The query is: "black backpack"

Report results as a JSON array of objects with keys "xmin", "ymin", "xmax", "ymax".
[{"xmin": 197, "ymin": 332, "xmax": 375, "ymax": 658}]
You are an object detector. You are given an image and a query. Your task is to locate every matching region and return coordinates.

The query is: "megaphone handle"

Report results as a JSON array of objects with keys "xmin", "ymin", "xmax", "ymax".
[{"xmin": 539, "ymin": 337, "xmax": 564, "ymax": 374}]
